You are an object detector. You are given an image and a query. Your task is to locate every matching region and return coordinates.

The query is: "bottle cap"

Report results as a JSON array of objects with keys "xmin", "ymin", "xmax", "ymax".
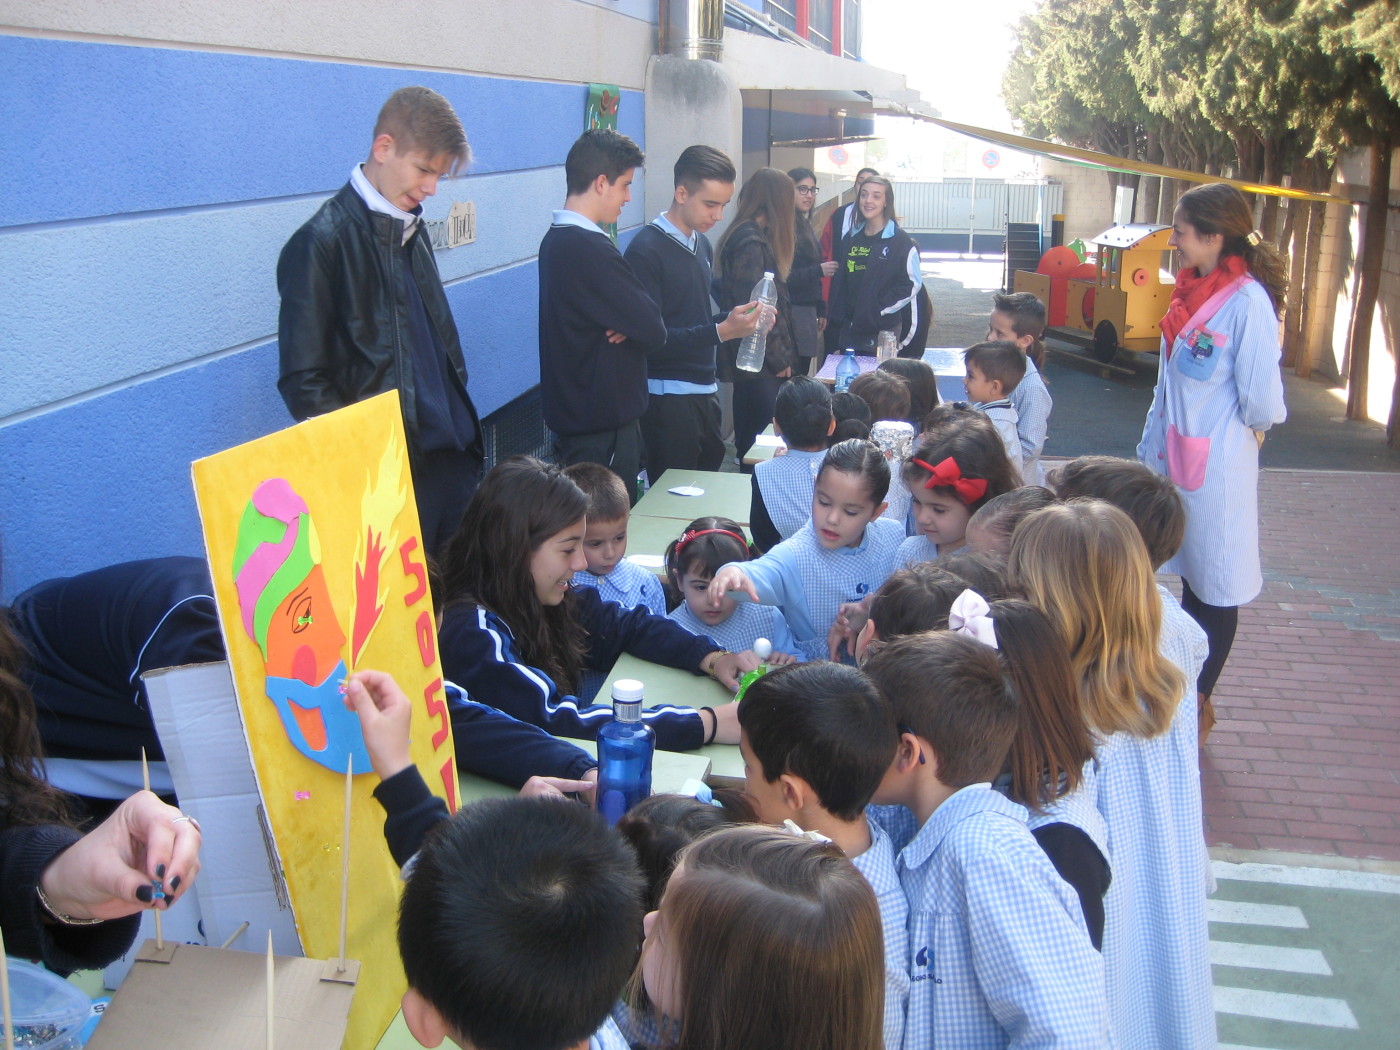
[
  {"xmin": 612, "ymin": 679, "xmax": 644, "ymax": 703},
  {"xmin": 762, "ymin": 271, "xmax": 774, "ymax": 279},
  {"xmin": 753, "ymin": 638, "xmax": 772, "ymax": 660}
]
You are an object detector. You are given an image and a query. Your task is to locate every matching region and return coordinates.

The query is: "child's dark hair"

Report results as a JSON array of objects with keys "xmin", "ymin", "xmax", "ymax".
[
  {"xmin": 739, "ymin": 663, "xmax": 898, "ymax": 821},
  {"xmin": 819, "ymin": 439, "xmax": 890, "ymax": 506},
  {"xmin": 830, "ymin": 391, "xmax": 871, "ymax": 426},
  {"xmin": 664, "ymin": 516, "xmax": 753, "ymax": 588},
  {"xmin": 400, "ymin": 797, "xmax": 643, "ymax": 1050},
  {"xmin": 774, "ymin": 375, "xmax": 834, "ymax": 449},
  {"xmin": 868, "ymin": 564, "xmax": 971, "ymax": 640},
  {"xmin": 877, "ymin": 357, "xmax": 939, "ymax": 425},
  {"xmin": 848, "ymin": 371, "xmax": 911, "ymax": 424},
  {"xmin": 922, "ymin": 400, "xmax": 979, "ymax": 435},
  {"xmin": 991, "ymin": 291, "xmax": 1047, "ymax": 369},
  {"xmin": 964, "ymin": 340, "xmax": 1027, "ymax": 397},
  {"xmin": 831, "ymin": 418, "xmax": 871, "ymax": 443},
  {"xmin": 616, "ymin": 790, "xmax": 757, "ymax": 910},
  {"xmin": 987, "ymin": 600, "xmax": 1094, "ymax": 812},
  {"xmin": 564, "ymin": 128, "xmax": 644, "ymax": 195},
  {"xmin": 563, "ymin": 461, "xmax": 630, "ymax": 524},
  {"xmin": 1049, "ymin": 456, "xmax": 1185, "ymax": 568},
  {"xmin": 935, "ymin": 551, "xmax": 1009, "ymax": 601},
  {"xmin": 903, "ymin": 423, "xmax": 1020, "ymax": 513},
  {"xmin": 967, "ymin": 487, "xmax": 1058, "ymax": 554},
  {"xmin": 863, "ymin": 632, "xmax": 1017, "ymax": 788}
]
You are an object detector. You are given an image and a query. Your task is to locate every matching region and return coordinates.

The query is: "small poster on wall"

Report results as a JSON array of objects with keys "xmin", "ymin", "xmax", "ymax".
[{"xmin": 587, "ymin": 82, "xmax": 622, "ymax": 240}]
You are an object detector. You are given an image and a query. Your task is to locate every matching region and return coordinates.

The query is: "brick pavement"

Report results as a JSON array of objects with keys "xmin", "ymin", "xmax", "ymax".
[{"xmin": 1201, "ymin": 468, "xmax": 1400, "ymax": 861}]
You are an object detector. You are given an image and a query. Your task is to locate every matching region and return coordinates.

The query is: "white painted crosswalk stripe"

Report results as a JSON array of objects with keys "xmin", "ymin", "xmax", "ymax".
[
  {"xmin": 1214, "ymin": 860, "xmax": 1400, "ymax": 896},
  {"xmin": 1210, "ymin": 940, "xmax": 1333, "ymax": 975},
  {"xmin": 1214, "ymin": 986, "xmax": 1359, "ymax": 1029},
  {"xmin": 1207, "ymin": 898, "xmax": 1309, "ymax": 929}
]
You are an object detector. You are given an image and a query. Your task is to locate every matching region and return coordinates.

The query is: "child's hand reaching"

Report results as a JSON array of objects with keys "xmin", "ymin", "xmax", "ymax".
[
  {"xmin": 708, "ymin": 565, "xmax": 758, "ymax": 606},
  {"xmin": 344, "ymin": 670, "xmax": 413, "ymax": 783},
  {"xmin": 766, "ymin": 650, "xmax": 798, "ymax": 666},
  {"xmin": 827, "ymin": 599, "xmax": 871, "ymax": 661},
  {"xmin": 520, "ymin": 770, "xmax": 598, "ymax": 805},
  {"xmin": 703, "ymin": 649, "xmax": 759, "ymax": 690}
]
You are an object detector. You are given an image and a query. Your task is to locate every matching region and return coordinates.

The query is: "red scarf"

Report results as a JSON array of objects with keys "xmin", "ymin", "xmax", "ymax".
[{"xmin": 1160, "ymin": 254, "xmax": 1247, "ymax": 349}]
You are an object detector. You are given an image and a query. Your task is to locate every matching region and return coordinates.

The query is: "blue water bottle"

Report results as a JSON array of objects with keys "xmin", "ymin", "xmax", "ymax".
[
  {"xmin": 835, "ymin": 348, "xmax": 859, "ymax": 392},
  {"xmin": 598, "ymin": 679, "xmax": 654, "ymax": 824}
]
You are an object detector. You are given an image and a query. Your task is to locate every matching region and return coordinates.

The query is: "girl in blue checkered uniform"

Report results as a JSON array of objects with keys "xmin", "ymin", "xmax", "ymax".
[
  {"xmin": 708, "ymin": 440, "xmax": 904, "ymax": 661},
  {"xmin": 664, "ymin": 516, "xmax": 803, "ymax": 663}
]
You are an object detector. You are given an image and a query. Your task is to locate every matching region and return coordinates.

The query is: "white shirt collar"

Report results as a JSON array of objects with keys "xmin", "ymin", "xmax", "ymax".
[
  {"xmin": 652, "ymin": 211, "xmax": 698, "ymax": 253},
  {"xmin": 350, "ymin": 164, "xmax": 419, "ymax": 245},
  {"xmin": 551, "ymin": 209, "xmax": 609, "ymax": 236}
]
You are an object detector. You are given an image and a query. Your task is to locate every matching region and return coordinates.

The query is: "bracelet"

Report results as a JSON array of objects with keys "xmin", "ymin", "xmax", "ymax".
[
  {"xmin": 704, "ymin": 650, "xmax": 733, "ymax": 680},
  {"xmin": 700, "ymin": 707, "xmax": 718, "ymax": 745},
  {"xmin": 36, "ymin": 884, "xmax": 105, "ymax": 927}
]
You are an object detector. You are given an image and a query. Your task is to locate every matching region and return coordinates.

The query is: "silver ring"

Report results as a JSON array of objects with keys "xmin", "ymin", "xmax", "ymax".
[{"xmin": 170, "ymin": 815, "xmax": 200, "ymax": 830}]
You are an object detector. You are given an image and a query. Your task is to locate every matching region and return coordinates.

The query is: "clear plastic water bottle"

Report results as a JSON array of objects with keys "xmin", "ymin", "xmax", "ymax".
[
  {"xmin": 835, "ymin": 348, "xmax": 860, "ymax": 392},
  {"xmin": 597, "ymin": 679, "xmax": 654, "ymax": 824},
  {"xmin": 735, "ymin": 272, "xmax": 778, "ymax": 373}
]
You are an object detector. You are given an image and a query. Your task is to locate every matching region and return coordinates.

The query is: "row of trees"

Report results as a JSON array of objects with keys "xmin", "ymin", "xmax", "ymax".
[{"xmin": 1003, "ymin": 0, "xmax": 1399, "ymax": 442}]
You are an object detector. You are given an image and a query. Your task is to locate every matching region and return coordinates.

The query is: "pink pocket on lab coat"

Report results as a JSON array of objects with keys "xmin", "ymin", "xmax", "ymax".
[{"xmin": 1166, "ymin": 424, "xmax": 1210, "ymax": 492}]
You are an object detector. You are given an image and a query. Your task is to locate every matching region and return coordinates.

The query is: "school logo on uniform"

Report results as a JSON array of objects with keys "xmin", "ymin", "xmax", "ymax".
[
  {"xmin": 911, "ymin": 944, "xmax": 941, "ymax": 983},
  {"xmin": 915, "ymin": 946, "xmax": 930, "ymax": 967},
  {"xmin": 880, "ymin": 245, "xmax": 891, "ymax": 258}
]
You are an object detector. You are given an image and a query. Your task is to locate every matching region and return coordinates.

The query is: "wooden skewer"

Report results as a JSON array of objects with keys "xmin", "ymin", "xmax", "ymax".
[
  {"xmin": 219, "ymin": 921, "xmax": 250, "ymax": 950},
  {"xmin": 266, "ymin": 931, "xmax": 275, "ymax": 1050},
  {"xmin": 140, "ymin": 748, "xmax": 164, "ymax": 951},
  {"xmin": 1, "ymin": 924, "xmax": 15, "ymax": 1050},
  {"xmin": 338, "ymin": 754, "xmax": 353, "ymax": 973}
]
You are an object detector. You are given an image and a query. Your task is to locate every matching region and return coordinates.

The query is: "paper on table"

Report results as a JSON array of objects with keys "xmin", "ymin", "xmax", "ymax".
[
  {"xmin": 667, "ymin": 485, "xmax": 705, "ymax": 497},
  {"xmin": 626, "ymin": 554, "xmax": 665, "ymax": 567},
  {"xmin": 753, "ymin": 434, "xmax": 785, "ymax": 447}
]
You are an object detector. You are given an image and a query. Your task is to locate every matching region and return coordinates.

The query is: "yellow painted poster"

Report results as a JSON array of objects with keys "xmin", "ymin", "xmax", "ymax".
[{"xmin": 192, "ymin": 392, "xmax": 458, "ymax": 1050}]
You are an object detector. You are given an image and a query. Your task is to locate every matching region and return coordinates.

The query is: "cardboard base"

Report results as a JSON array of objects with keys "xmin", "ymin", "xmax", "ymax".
[{"xmin": 87, "ymin": 941, "xmax": 355, "ymax": 1050}]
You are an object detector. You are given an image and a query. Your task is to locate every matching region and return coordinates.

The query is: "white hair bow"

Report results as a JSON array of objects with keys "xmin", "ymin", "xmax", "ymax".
[{"xmin": 948, "ymin": 589, "xmax": 998, "ymax": 650}]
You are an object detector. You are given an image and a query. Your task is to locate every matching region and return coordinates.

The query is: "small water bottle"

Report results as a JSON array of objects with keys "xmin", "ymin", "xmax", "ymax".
[
  {"xmin": 597, "ymin": 679, "xmax": 654, "ymax": 824},
  {"xmin": 735, "ymin": 272, "xmax": 778, "ymax": 373},
  {"xmin": 835, "ymin": 348, "xmax": 860, "ymax": 392},
  {"xmin": 876, "ymin": 328, "xmax": 898, "ymax": 361}
]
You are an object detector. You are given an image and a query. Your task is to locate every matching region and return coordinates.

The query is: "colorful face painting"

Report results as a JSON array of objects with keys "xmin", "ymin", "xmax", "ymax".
[{"xmin": 232, "ymin": 478, "xmax": 371, "ymax": 774}]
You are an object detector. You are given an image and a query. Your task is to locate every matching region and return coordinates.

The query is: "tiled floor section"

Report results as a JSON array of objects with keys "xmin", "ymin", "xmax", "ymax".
[{"xmin": 1202, "ymin": 468, "xmax": 1400, "ymax": 861}]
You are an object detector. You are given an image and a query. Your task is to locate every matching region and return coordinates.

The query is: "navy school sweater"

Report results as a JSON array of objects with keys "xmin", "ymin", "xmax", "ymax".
[
  {"xmin": 623, "ymin": 222, "xmax": 722, "ymax": 385},
  {"xmin": 537, "ymin": 221, "xmax": 666, "ymax": 436}
]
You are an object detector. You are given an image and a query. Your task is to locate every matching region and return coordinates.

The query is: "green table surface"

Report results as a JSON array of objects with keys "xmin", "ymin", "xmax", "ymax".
[
  {"xmin": 742, "ymin": 424, "xmax": 785, "ymax": 466},
  {"xmin": 633, "ymin": 469, "xmax": 751, "ymax": 525},
  {"xmin": 599, "ymin": 653, "xmax": 743, "ymax": 785},
  {"xmin": 620, "ymin": 513, "xmax": 687, "ymax": 579}
]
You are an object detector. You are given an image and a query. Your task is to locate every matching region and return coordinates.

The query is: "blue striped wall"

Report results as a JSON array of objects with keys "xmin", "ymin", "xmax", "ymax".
[{"xmin": 0, "ymin": 35, "xmax": 645, "ymax": 599}]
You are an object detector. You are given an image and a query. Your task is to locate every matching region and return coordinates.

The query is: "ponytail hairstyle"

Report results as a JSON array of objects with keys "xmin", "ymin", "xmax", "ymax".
[
  {"xmin": 1176, "ymin": 182, "xmax": 1287, "ymax": 315},
  {"xmin": 665, "ymin": 517, "xmax": 753, "ymax": 590},
  {"xmin": 903, "ymin": 421, "xmax": 1020, "ymax": 514},
  {"xmin": 986, "ymin": 600, "xmax": 1095, "ymax": 812},
  {"xmin": 0, "ymin": 607, "xmax": 75, "ymax": 828},
  {"xmin": 440, "ymin": 456, "xmax": 590, "ymax": 694},
  {"xmin": 818, "ymin": 438, "xmax": 891, "ymax": 506},
  {"xmin": 1008, "ymin": 501, "xmax": 1185, "ymax": 738},
  {"xmin": 655, "ymin": 826, "xmax": 884, "ymax": 1050}
]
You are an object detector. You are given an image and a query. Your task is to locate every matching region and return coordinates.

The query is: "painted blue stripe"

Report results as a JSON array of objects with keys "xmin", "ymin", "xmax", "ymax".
[
  {"xmin": 0, "ymin": 169, "xmax": 646, "ymax": 418},
  {"xmin": 0, "ymin": 35, "xmax": 645, "ymax": 227},
  {"xmin": 0, "ymin": 261, "xmax": 548, "ymax": 600}
]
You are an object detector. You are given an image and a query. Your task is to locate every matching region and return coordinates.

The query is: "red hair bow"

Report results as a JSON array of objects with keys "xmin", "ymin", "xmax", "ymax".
[{"xmin": 911, "ymin": 457, "xmax": 987, "ymax": 504}]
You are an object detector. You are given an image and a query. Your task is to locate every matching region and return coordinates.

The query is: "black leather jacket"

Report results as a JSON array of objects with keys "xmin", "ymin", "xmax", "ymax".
[{"xmin": 276, "ymin": 183, "xmax": 481, "ymax": 454}]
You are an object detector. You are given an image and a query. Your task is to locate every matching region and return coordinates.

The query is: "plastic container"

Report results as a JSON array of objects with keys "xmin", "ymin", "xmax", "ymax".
[
  {"xmin": 734, "ymin": 638, "xmax": 772, "ymax": 703},
  {"xmin": 597, "ymin": 679, "xmax": 655, "ymax": 825},
  {"xmin": 3, "ymin": 956, "xmax": 92, "ymax": 1049},
  {"xmin": 835, "ymin": 348, "xmax": 860, "ymax": 392},
  {"xmin": 735, "ymin": 272, "xmax": 777, "ymax": 373},
  {"xmin": 876, "ymin": 329, "xmax": 898, "ymax": 361}
]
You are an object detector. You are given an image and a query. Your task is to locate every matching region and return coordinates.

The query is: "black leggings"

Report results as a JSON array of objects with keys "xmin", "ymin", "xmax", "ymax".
[{"xmin": 1179, "ymin": 579, "xmax": 1239, "ymax": 698}]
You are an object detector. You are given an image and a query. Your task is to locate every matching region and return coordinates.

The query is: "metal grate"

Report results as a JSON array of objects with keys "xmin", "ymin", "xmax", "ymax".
[{"xmin": 480, "ymin": 387, "xmax": 551, "ymax": 467}]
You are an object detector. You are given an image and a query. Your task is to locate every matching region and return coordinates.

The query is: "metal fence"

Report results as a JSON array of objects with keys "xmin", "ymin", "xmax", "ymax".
[{"xmin": 894, "ymin": 179, "xmax": 1064, "ymax": 245}]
